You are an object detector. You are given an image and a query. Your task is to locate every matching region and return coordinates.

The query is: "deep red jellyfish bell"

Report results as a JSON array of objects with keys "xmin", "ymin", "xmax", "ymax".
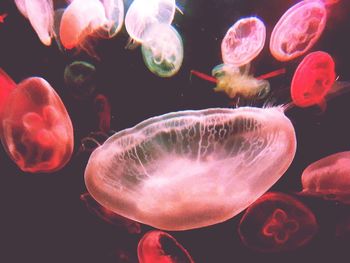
[
  {"xmin": 0, "ymin": 77, "xmax": 74, "ymax": 173},
  {"xmin": 238, "ymin": 192, "xmax": 318, "ymax": 253},
  {"xmin": 291, "ymin": 51, "xmax": 336, "ymax": 108},
  {"xmin": 138, "ymin": 230, "xmax": 194, "ymax": 263}
]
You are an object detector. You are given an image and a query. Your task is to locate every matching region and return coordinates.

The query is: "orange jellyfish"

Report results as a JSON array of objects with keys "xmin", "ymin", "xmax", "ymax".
[
  {"xmin": 0, "ymin": 76, "xmax": 74, "ymax": 173},
  {"xmin": 238, "ymin": 192, "xmax": 318, "ymax": 252},
  {"xmin": 221, "ymin": 17, "xmax": 266, "ymax": 67},
  {"xmin": 300, "ymin": 151, "xmax": 350, "ymax": 204},
  {"xmin": 138, "ymin": 230, "xmax": 194, "ymax": 263},
  {"xmin": 270, "ymin": 0, "xmax": 327, "ymax": 61}
]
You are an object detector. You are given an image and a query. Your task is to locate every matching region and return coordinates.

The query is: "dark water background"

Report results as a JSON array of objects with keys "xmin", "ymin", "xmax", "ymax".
[{"xmin": 1, "ymin": 0, "xmax": 350, "ymax": 262}]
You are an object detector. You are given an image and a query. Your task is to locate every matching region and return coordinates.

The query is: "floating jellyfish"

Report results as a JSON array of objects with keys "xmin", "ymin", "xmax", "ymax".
[
  {"xmin": 138, "ymin": 230, "xmax": 194, "ymax": 263},
  {"xmin": 100, "ymin": 0, "xmax": 124, "ymax": 38},
  {"xmin": 85, "ymin": 106, "xmax": 296, "ymax": 230},
  {"xmin": 191, "ymin": 64, "xmax": 286, "ymax": 100},
  {"xmin": 80, "ymin": 192, "xmax": 141, "ymax": 234},
  {"xmin": 270, "ymin": 0, "xmax": 327, "ymax": 61},
  {"xmin": 14, "ymin": 0, "xmax": 54, "ymax": 46},
  {"xmin": 0, "ymin": 13, "xmax": 8, "ymax": 24},
  {"xmin": 125, "ymin": 0, "xmax": 176, "ymax": 44},
  {"xmin": 94, "ymin": 94, "xmax": 111, "ymax": 133},
  {"xmin": 238, "ymin": 192, "xmax": 318, "ymax": 252},
  {"xmin": 64, "ymin": 61, "xmax": 97, "ymax": 99},
  {"xmin": 0, "ymin": 76, "xmax": 74, "ymax": 173},
  {"xmin": 221, "ymin": 17, "xmax": 266, "ymax": 67},
  {"xmin": 300, "ymin": 151, "xmax": 350, "ymax": 204},
  {"xmin": 141, "ymin": 23, "xmax": 184, "ymax": 77}
]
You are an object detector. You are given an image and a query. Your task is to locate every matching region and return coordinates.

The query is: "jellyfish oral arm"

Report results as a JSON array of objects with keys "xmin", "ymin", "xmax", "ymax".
[
  {"xmin": 256, "ymin": 68, "xmax": 286, "ymax": 80},
  {"xmin": 190, "ymin": 70, "xmax": 217, "ymax": 84}
]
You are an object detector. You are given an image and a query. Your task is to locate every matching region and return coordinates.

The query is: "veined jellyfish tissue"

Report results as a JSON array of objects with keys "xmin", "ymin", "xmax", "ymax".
[{"xmin": 85, "ymin": 106, "xmax": 296, "ymax": 230}]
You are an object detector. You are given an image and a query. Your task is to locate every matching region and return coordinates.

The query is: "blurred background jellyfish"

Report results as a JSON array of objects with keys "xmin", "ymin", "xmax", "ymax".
[
  {"xmin": 138, "ymin": 230, "xmax": 194, "ymax": 263},
  {"xmin": 141, "ymin": 23, "xmax": 184, "ymax": 77},
  {"xmin": 0, "ymin": 76, "xmax": 74, "ymax": 173},
  {"xmin": 270, "ymin": 0, "xmax": 327, "ymax": 61},
  {"xmin": 300, "ymin": 151, "xmax": 350, "ymax": 204},
  {"xmin": 125, "ymin": 0, "xmax": 176, "ymax": 46},
  {"xmin": 85, "ymin": 106, "xmax": 296, "ymax": 230},
  {"xmin": 221, "ymin": 16, "xmax": 266, "ymax": 67},
  {"xmin": 94, "ymin": 94, "xmax": 112, "ymax": 133},
  {"xmin": 14, "ymin": 0, "xmax": 54, "ymax": 46},
  {"xmin": 63, "ymin": 61, "xmax": 97, "ymax": 99},
  {"xmin": 238, "ymin": 192, "xmax": 318, "ymax": 253}
]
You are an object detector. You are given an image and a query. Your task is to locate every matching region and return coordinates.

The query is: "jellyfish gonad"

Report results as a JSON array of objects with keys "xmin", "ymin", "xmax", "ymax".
[{"xmin": 84, "ymin": 106, "xmax": 296, "ymax": 230}]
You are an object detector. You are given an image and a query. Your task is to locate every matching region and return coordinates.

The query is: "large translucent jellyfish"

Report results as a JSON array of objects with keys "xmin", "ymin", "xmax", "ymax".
[
  {"xmin": 141, "ymin": 23, "xmax": 184, "ymax": 77},
  {"xmin": 238, "ymin": 192, "xmax": 318, "ymax": 252},
  {"xmin": 0, "ymin": 77, "xmax": 74, "ymax": 173},
  {"xmin": 85, "ymin": 106, "xmax": 296, "ymax": 230},
  {"xmin": 270, "ymin": 0, "xmax": 327, "ymax": 61},
  {"xmin": 300, "ymin": 151, "xmax": 350, "ymax": 204},
  {"xmin": 14, "ymin": 0, "xmax": 54, "ymax": 46},
  {"xmin": 125, "ymin": 0, "xmax": 176, "ymax": 44},
  {"xmin": 221, "ymin": 17, "xmax": 266, "ymax": 67},
  {"xmin": 138, "ymin": 230, "xmax": 194, "ymax": 263}
]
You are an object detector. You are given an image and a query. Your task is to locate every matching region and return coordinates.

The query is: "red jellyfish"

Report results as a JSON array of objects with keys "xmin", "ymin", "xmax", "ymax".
[
  {"xmin": 138, "ymin": 230, "xmax": 194, "ymax": 263},
  {"xmin": 238, "ymin": 192, "xmax": 318, "ymax": 253},
  {"xmin": 0, "ymin": 73, "xmax": 74, "ymax": 173},
  {"xmin": 270, "ymin": 0, "xmax": 327, "ymax": 61},
  {"xmin": 291, "ymin": 51, "xmax": 336, "ymax": 109}
]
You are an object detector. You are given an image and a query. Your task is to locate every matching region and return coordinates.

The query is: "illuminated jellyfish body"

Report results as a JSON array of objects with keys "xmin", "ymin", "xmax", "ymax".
[
  {"xmin": 64, "ymin": 61, "xmax": 97, "ymax": 99},
  {"xmin": 101, "ymin": 0, "xmax": 124, "ymax": 37},
  {"xmin": 141, "ymin": 23, "xmax": 184, "ymax": 77},
  {"xmin": 221, "ymin": 17, "xmax": 266, "ymax": 67},
  {"xmin": 270, "ymin": 0, "xmax": 327, "ymax": 61},
  {"xmin": 238, "ymin": 192, "xmax": 318, "ymax": 252},
  {"xmin": 138, "ymin": 230, "xmax": 194, "ymax": 263},
  {"xmin": 125, "ymin": 0, "xmax": 176, "ymax": 44},
  {"xmin": 0, "ymin": 77, "xmax": 74, "ymax": 173},
  {"xmin": 85, "ymin": 106, "xmax": 296, "ymax": 230},
  {"xmin": 300, "ymin": 151, "xmax": 350, "ymax": 204},
  {"xmin": 14, "ymin": 0, "xmax": 54, "ymax": 46}
]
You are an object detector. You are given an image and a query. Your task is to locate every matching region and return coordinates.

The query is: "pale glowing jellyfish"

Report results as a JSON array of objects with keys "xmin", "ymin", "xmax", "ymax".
[
  {"xmin": 125, "ymin": 0, "xmax": 176, "ymax": 44},
  {"xmin": 270, "ymin": 0, "xmax": 327, "ymax": 61},
  {"xmin": 85, "ymin": 106, "xmax": 296, "ymax": 230},
  {"xmin": 101, "ymin": 0, "xmax": 124, "ymax": 37},
  {"xmin": 222, "ymin": 17, "xmax": 266, "ymax": 67},
  {"xmin": 138, "ymin": 230, "xmax": 194, "ymax": 263},
  {"xmin": 0, "ymin": 77, "xmax": 74, "ymax": 173},
  {"xmin": 14, "ymin": 0, "xmax": 54, "ymax": 46},
  {"xmin": 141, "ymin": 23, "xmax": 184, "ymax": 77},
  {"xmin": 300, "ymin": 151, "xmax": 350, "ymax": 204}
]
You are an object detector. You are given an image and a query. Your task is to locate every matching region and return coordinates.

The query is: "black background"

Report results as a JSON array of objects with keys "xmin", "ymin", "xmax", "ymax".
[{"xmin": 1, "ymin": 0, "xmax": 350, "ymax": 262}]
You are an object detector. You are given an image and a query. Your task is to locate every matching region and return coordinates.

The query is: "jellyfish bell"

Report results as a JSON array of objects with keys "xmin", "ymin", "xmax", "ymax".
[
  {"xmin": 238, "ymin": 192, "xmax": 318, "ymax": 252},
  {"xmin": 221, "ymin": 16, "xmax": 266, "ymax": 67},
  {"xmin": 85, "ymin": 106, "xmax": 296, "ymax": 230},
  {"xmin": 270, "ymin": 0, "xmax": 327, "ymax": 61},
  {"xmin": 138, "ymin": 230, "xmax": 194, "ymax": 263},
  {"xmin": 141, "ymin": 23, "xmax": 184, "ymax": 77}
]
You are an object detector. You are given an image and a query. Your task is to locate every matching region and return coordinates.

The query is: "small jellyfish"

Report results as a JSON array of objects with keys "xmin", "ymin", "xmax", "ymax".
[
  {"xmin": 14, "ymin": 0, "xmax": 54, "ymax": 46},
  {"xmin": 141, "ymin": 23, "xmax": 184, "ymax": 77},
  {"xmin": 0, "ymin": 77, "xmax": 74, "ymax": 173},
  {"xmin": 80, "ymin": 192, "xmax": 141, "ymax": 234},
  {"xmin": 85, "ymin": 106, "xmax": 296, "ymax": 230},
  {"xmin": 0, "ymin": 13, "xmax": 8, "ymax": 24},
  {"xmin": 300, "ymin": 151, "xmax": 350, "ymax": 204},
  {"xmin": 291, "ymin": 51, "xmax": 336, "ymax": 109},
  {"xmin": 138, "ymin": 230, "xmax": 194, "ymax": 263},
  {"xmin": 270, "ymin": 0, "xmax": 327, "ymax": 61},
  {"xmin": 125, "ymin": 0, "xmax": 176, "ymax": 44},
  {"xmin": 64, "ymin": 61, "xmax": 97, "ymax": 99},
  {"xmin": 221, "ymin": 17, "xmax": 266, "ymax": 67},
  {"xmin": 238, "ymin": 192, "xmax": 318, "ymax": 252},
  {"xmin": 94, "ymin": 94, "xmax": 111, "ymax": 133}
]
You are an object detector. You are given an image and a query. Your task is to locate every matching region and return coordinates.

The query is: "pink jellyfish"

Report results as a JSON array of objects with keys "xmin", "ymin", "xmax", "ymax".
[
  {"xmin": 300, "ymin": 151, "xmax": 350, "ymax": 204},
  {"xmin": 221, "ymin": 17, "xmax": 266, "ymax": 67},
  {"xmin": 270, "ymin": 0, "xmax": 327, "ymax": 61},
  {"xmin": 80, "ymin": 192, "xmax": 141, "ymax": 234},
  {"xmin": 0, "ymin": 73, "xmax": 73, "ymax": 173},
  {"xmin": 85, "ymin": 106, "xmax": 296, "ymax": 230},
  {"xmin": 238, "ymin": 192, "xmax": 318, "ymax": 252},
  {"xmin": 138, "ymin": 230, "xmax": 194, "ymax": 263}
]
